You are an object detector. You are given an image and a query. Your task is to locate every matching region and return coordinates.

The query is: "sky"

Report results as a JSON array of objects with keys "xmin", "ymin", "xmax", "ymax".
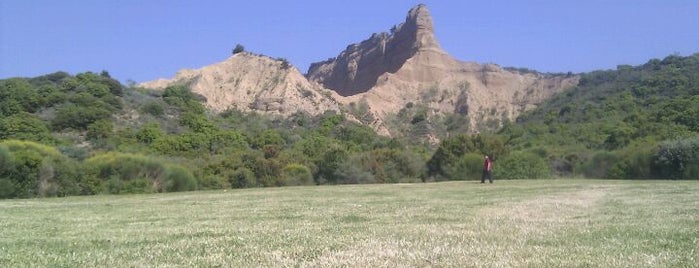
[{"xmin": 1, "ymin": 0, "xmax": 698, "ymax": 83}]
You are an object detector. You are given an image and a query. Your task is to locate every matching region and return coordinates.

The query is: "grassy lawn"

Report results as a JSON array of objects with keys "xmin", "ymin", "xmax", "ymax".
[{"xmin": 1, "ymin": 180, "xmax": 697, "ymax": 267}]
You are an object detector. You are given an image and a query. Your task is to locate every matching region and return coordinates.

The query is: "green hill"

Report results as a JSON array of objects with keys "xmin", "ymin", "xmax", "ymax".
[{"xmin": 499, "ymin": 53, "xmax": 699, "ymax": 178}]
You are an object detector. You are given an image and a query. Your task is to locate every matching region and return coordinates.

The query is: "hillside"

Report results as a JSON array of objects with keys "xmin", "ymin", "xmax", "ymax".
[
  {"xmin": 496, "ymin": 53, "xmax": 699, "ymax": 178},
  {"xmin": 504, "ymin": 54, "xmax": 698, "ymax": 150},
  {"xmin": 140, "ymin": 53, "xmax": 341, "ymax": 116},
  {"xmin": 1, "ymin": 55, "xmax": 697, "ymax": 200},
  {"xmin": 308, "ymin": 4, "xmax": 579, "ymax": 136},
  {"xmin": 141, "ymin": 5, "xmax": 579, "ymax": 140}
]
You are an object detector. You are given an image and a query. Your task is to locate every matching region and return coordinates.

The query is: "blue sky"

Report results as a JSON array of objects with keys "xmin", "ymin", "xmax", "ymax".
[{"xmin": 1, "ymin": 0, "xmax": 698, "ymax": 83}]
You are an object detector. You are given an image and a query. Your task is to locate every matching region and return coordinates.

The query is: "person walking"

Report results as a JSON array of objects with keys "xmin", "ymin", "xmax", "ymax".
[{"xmin": 481, "ymin": 155, "xmax": 493, "ymax": 183}]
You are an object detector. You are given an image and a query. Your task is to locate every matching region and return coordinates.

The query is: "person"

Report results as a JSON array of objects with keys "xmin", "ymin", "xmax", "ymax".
[{"xmin": 481, "ymin": 155, "xmax": 493, "ymax": 183}]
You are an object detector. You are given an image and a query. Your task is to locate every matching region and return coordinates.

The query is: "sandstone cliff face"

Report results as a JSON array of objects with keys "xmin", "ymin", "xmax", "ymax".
[
  {"xmin": 140, "ymin": 53, "xmax": 340, "ymax": 116},
  {"xmin": 307, "ymin": 4, "xmax": 446, "ymax": 96},
  {"xmin": 141, "ymin": 4, "xmax": 578, "ymax": 137},
  {"xmin": 307, "ymin": 4, "xmax": 579, "ymax": 133}
]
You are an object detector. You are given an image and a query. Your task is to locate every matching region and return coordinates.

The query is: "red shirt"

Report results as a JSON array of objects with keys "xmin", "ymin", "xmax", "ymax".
[{"xmin": 483, "ymin": 158, "xmax": 492, "ymax": 171}]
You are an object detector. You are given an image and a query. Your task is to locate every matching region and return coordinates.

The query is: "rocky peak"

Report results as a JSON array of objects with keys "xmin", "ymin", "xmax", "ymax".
[
  {"xmin": 399, "ymin": 4, "xmax": 441, "ymax": 51},
  {"xmin": 307, "ymin": 4, "xmax": 444, "ymax": 96}
]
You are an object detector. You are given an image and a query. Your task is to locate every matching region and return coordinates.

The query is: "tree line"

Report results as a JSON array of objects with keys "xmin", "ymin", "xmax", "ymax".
[{"xmin": 1, "ymin": 54, "xmax": 698, "ymax": 198}]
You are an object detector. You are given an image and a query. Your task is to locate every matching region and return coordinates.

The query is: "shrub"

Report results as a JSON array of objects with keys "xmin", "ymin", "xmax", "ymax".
[
  {"xmin": 281, "ymin": 164, "xmax": 313, "ymax": 186},
  {"xmin": 85, "ymin": 152, "xmax": 197, "ymax": 194},
  {"xmin": 335, "ymin": 160, "xmax": 376, "ymax": 184},
  {"xmin": 651, "ymin": 136, "xmax": 699, "ymax": 179},
  {"xmin": 86, "ymin": 119, "xmax": 113, "ymax": 140},
  {"xmin": 494, "ymin": 151, "xmax": 551, "ymax": 179},
  {"xmin": 0, "ymin": 140, "xmax": 83, "ymax": 198},
  {"xmin": 198, "ymin": 175, "xmax": 231, "ymax": 190},
  {"xmin": 0, "ymin": 112, "xmax": 56, "ymax": 144},
  {"xmin": 444, "ymin": 153, "xmax": 483, "ymax": 180},
  {"xmin": 52, "ymin": 103, "xmax": 112, "ymax": 130},
  {"xmin": 335, "ymin": 149, "xmax": 425, "ymax": 184},
  {"xmin": 427, "ymin": 134, "xmax": 507, "ymax": 179},
  {"xmin": 0, "ymin": 178, "xmax": 14, "ymax": 199},
  {"xmin": 137, "ymin": 123, "xmax": 164, "ymax": 144},
  {"xmin": 230, "ymin": 167, "xmax": 256, "ymax": 188},
  {"xmin": 165, "ymin": 165, "xmax": 197, "ymax": 192},
  {"xmin": 316, "ymin": 145, "xmax": 349, "ymax": 184},
  {"xmin": 581, "ymin": 151, "xmax": 621, "ymax": 179},
  {"xmin": 140, "ymin": 101, "xmax": 165, "ymax": 116}
]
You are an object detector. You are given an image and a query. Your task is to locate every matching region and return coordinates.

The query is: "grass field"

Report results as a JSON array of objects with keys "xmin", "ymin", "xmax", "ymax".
[{"xmin": 1, "ymin": 180, "xmax": 698, "ymax": 267}]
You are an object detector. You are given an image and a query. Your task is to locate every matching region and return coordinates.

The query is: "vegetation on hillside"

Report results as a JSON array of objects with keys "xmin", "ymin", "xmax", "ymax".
[
  {"xmin": 0, "ymin": 53, "xmax": 697, "ymax": 198},
  {"xmin": 499, "ymin": 53, "xmax": 699, "ymax": 179}
]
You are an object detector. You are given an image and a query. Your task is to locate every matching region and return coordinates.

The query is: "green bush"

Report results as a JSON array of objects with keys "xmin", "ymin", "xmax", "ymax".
[
  {"xmin": 334, "ymin": 149, "xmax": 425, "ymax": 184},
  {"xmin": 281, "ymin": 164, "xmax": 313, "ymax": 186},
  {"xmin": 335, "ymin": 160, "xmax": 376, "ymax": 184},
  {"xmin": 85, "ymin": 152, "xmax": 197, "ymax": 194},
  {"xmin": 136, "ymin": 123, "xmax": 164, "ymax": 144},
  {"xmin": 427, "ymin": 134, "xmax": 507, "ymax": 179},
  {"xmin": 165, "ymin": 165, "xmax": 197, "ymax": 192},
  {"xmin": 140, "ymin": 101, "xmax": 165, "ymax": 116},
  {"xmin": 444, "ymin": 153, "xmax": 483, "ymax": 180},
  {"xmin": 0, "ymin": 112, "xmax": 55, "ymax": 144},
  {"xmin": 52, "ymin": 103, "xmax": 112, "ymax": 130},
  {"xmin": 494, "ymin": 151, "xmax": 551, "ymax": 179},
  {"xmin": 0, "ymin": 178, "xmax": 15, "ymax": 199},
  {"xmin": 316, "ymin": 145, "xmax": 349, "ymax": 184},
  {"xmin": 230, "ymin": 168, "xmax": 256, "ymax": 188},
  {"xmin": 86, "ymin": 119, "xmax": 113, "ymax": 140},
  {"xmin": 581, "ymin": 151, "xmax": 621, "ymax": 179},
  {"xmin": 651, "ymin": 136, "xmax": 699, "ymax": 179},
  {"xmin": 198, "ymin": 175, "xmax": 231, "ymax": 190},
  {"xmin": 0, "ymin": 140, "xmax": 84, "ymax": 198},
  {"xmin": 0, "ymin": 78, "xmax": 41, "ymax": 116}
]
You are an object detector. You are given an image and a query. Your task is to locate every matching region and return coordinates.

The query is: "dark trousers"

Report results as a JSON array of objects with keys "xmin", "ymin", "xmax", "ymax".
[{"xmin": 481, "ymin": 170, "xmax": 493, "ymax": 183}]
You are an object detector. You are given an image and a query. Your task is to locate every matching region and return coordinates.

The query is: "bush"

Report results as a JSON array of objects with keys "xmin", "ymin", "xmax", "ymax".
[
  {"xmin": 165, "ymin": 165, "xmax": 197, "ymax": 192},
  {"xmin": 85, "ymin": 152, "xmax": 197, "ymax": 194},
  {"xmin": 0, "ymin": 140, "xmax": 84, "ymax": 198},
  {"xmin": 444, "ymin": 153, "xmax": 483, "ymax": 180},
  {"xmin": 335, "ymin": 149, "xmax": 425, "ymax": 184},
  {"xmin": 136, "ymin": 123, "xmax": 164, "ymax": 144},
  {"xmin": 651, "ymin": 136, "xmax": 699, "ymax": 179},
  {"xmin": 230, "ymin": 168, "xmax": 256, "ymax": 188},
  {"xmin": 140, "ymin": 101, "xmax": 165, "ymax": 116},
  {"xmin": 86, "ymin": 119, "xmax": 113, "ymax": 140},
  {"xmin": 427, "ymin": 134, "xmax": 507, "ymax": 179},
  {"xmin": 198, "ymin": 175, "xmax": 231, "ymax": 190},
  {"xmin": 581, "ymin": 151, "xmax": 621, "ymax": 179},
  {"xmin": 0, "ymin": 178, "xmax": 14, "ymax": 199},
  {"xmin": 494, "ymin": 151, "xmax": 551, "ymax": 179},
  {"xmin": 0, "ymin": 112, "xmax": 56, "ymax": 144},
  {"xmin": 335, "ymin": 160, "xmax": 376, "ymax": 184},
  {"xmin": 281, "ymin": 164, "xmax": 313, "ymax": 186},
  {"xmin": 52, "ymin": 103, "xmax": 112, "ymax": 130}
]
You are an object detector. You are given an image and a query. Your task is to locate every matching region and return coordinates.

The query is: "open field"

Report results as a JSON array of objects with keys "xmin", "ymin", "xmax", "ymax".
[{"xmin": 1, "ymin": 180, "xmax": 698, "ymax": 267}]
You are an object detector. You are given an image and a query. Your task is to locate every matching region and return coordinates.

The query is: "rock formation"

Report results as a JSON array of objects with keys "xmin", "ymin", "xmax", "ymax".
[
  {"xmin": 140, "ymin": 53, "xmax": 340, "ymax": 116},
  {"xmin": 142, "ymin": 4, "xmax": 579, "ymax": 137},
  {"xmin": 307, "ymin": 4, "xmax": 446, "ymax": 96},
  {"xmin": 307, "ymin": 4, "xmax": 579, "ymax": 133}
]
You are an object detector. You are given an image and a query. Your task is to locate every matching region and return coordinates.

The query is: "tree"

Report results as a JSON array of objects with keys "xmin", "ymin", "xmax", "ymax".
[{"xmin": 232, "ymin": 44, "xmax": 245, "ymax": 54}]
